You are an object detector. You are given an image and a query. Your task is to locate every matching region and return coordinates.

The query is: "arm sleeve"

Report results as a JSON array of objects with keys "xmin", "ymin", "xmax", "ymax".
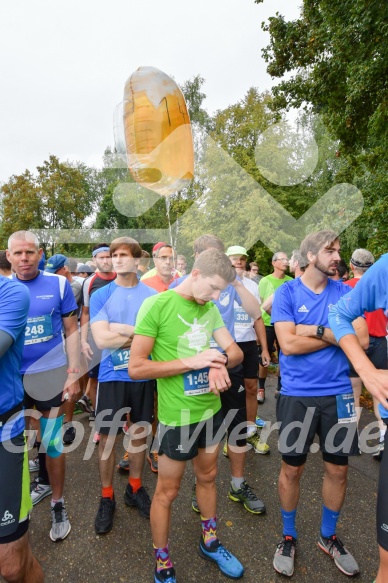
[
  {"xmin": 329, "ymin": 254, "xmax": 388, "ymax": 341},
  {"xmin": 134, "ymin": 295, "xmax": 160, "ymax": 338},
  {"xmin": 271, "ymin": 284, "xmax": 295, "ymax": 324},
  {"xmin": 61, "ymin": 280, "xmax": 78, "ymax": 315},
  {"xmin": 0, "ymin": 282, "xmax": 30, "ymax": 345}
]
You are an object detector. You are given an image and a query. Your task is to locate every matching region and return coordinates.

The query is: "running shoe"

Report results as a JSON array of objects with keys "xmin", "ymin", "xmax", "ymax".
[
  {"xmin": 124, "ymin": 483, "xmax": 151, "ymax": 519},
  {"xmin": 198, "ymin": 537, "xmax": 244, "ymax": 579},
  {"xmin": 255, "ymin": 416, "xmax": 267, "ymax": 428},
  {"xmin": 63, "ymin": 425, "xmax": 76, "ymax": 445},
  {"xmin": 154, "ymin": 567, "xmax": 176, "ymax": 583},
  {"xmin": 317, "ymin": 533, "xmax": 359, "ymax": 576},
  {"xmin": 29, "ymin": 456, "xmax": 40, "ymax": 473},
  {"xmin": 89, "ymin": 410, "xmax": 96, "ymax": 422},
  {"xmin": 77, "ymin": 395, "xmax": 92, "ymax": 415},
  {"xmin": 147, "ymin": 451, "xmax": 158, "ymax": 473},
  {"xmin": 257, "ymin": 388, "xmax": 265, "ymax": 403},
  {"xmin": 191, "ymin": 483, "xmax": 200, "ymax": 513},
  {"xmin": 95, "ymin": 496, "xmax": 116, "ymax": 534},
  {"xmin": 228, "ymin": 481, "xmax": 266, "ymax": 514},
  {"xmin": 50, "ymin": 501, "xmax": 71, "ymax": 541},
  {"xmin": 273, "ymin": 535, "xmax": 296, "ymax": 577},
  {"xmin": 372, "ymin": 439, "xmax": 384, "ymax": 461},
  {"xmin": 222, "ymin": 439, "xmax": 229, "ymax": 458},
  {"xmin": 30, "ymin": 477, "xmax": 52, "ymax": 506},
  {"xmin": 117, "ymin": 451, "xmax": 130, "ymax": 472},
  {"xmin": 246, "ymin": 432, "xmax": 270, "ymax": 454},
  {"xmin": 93, "ymin": 431, "xmax": 100, "ymax": 444}
]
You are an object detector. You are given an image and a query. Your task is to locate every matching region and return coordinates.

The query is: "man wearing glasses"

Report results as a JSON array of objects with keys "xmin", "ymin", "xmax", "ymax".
[
  {"xmin": 142, "ymin": 243, "xmax": 180, "ymax": 293},
  {"xmin": 258, "ymin": 252, "xmax": 292, "ymax": 402}
]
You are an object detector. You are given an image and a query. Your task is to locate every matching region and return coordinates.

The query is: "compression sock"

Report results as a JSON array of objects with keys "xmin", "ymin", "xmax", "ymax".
[
  {"xmin": 320, "ymin": 505, "xmax": 340, "ymax": 538},
  {"xmin": 258, "ymin": 378, "xmax": 266, "ymax": 389},
  {"xmin": 154, "ymin": 545, "xmax": 173, "ymax": 572},
  {"xmin": 281, "ymin": 508, "xmax": 297, "ymax": 539},
  {"xmin": 129, "ymin": 477, "xmax": 142, "ymax": 493},
  {"xmin": 102, "ymin": 485, "xmax": 114, "ymax": 500},
  {"xmin": 201, "ymin": 516, "xmax": 218, "ymax": 546},
  {"xmin": 38, "ymin": 452, "xmax": 50, "ymax": 484}
]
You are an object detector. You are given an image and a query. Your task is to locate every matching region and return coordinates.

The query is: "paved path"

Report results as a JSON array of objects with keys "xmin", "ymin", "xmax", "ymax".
[{"xmin": 27, "ymin": 374, "xmax": 380, "ymax": 583}]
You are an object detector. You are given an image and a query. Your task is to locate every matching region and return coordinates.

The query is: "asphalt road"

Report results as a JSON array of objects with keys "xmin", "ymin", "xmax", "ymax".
[{"xmin": 26, "ymin": 374, "xmax": 380, "ymax": 583}]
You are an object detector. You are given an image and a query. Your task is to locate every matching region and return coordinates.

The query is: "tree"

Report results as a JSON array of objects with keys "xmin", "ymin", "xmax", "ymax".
[
  {"xmin": 258, "ymin": 0, "xmax": 388, "ymax": 256},
  {"xmin": 0, "ymin": 156, "xmax": 97, "ymax": 253}
]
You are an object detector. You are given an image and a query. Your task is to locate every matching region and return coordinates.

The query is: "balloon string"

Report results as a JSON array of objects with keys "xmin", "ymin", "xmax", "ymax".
[{"xmin": 165, "ymin": 196, "xmax": 174, "ymax": 249}]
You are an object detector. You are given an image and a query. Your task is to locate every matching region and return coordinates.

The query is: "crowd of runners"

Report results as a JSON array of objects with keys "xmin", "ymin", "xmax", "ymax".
[{"xmin": 0, "ymin": 228, "xmax": 387, "ymax": 583}]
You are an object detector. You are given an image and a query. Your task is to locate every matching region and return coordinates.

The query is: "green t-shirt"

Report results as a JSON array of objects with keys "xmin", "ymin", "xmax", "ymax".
[
  {"xmin": 258, "ymin": 274, "xmax": 293, "ymax": 326},
  {"xmin": 135, "ymin": 290, "xmax": 225, "ymax": 426}
]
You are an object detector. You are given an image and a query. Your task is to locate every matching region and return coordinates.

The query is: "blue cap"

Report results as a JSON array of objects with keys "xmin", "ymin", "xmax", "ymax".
[{"xmin": 45, "ymin": 254, "xmax": 68, "ymax": 273}]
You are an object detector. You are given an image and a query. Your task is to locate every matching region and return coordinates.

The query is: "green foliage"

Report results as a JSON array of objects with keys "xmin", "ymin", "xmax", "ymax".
[{"xmin": 258, "ymin": 0, "xmax": 388, "ymax": 256}]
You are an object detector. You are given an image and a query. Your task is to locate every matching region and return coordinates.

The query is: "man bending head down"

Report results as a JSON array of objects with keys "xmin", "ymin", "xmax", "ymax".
[{"xmin": 128, "ymin": 248, "xmax": 245, "ymax": 583}]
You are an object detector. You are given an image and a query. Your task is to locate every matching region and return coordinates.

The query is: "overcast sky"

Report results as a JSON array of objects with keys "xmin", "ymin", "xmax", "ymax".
[{"xmin": 0, "ymin": 0, "xmax": 301, "ymax": 184}]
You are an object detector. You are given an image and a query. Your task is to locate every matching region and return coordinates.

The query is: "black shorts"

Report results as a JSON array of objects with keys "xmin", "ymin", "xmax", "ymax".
[
  {"xmin": 258, "ymin": 326, "xmax": 277, "ymax": 364},
  {"xmin": 237, "ymin": 341, "xmax": 259, "ymax": 379},
  {"xmin": 23, "ymin": 365, "xmax": 67, "ymax": 411},
  {"xmin": 0, "ymin": 432, "xmax": 31, "ymax": 544},
  {"xmin": 87, "ymin": 331, "xmax": 102, "ymax": 378},
  {"xmin": 377, "ymin": 419, "xmax": 388, "ymax": 550},
  {"xmin": 276, "ymin": 394, "xmax": 359, "ymax": 460},
  {"xmin": 157, "ymin": 409, "xmax": 225, "ymax": 461},
  {"xmin": 220, "ymin": 364, "xmax": 247, "ymax": 447},
  {"xmin": 348, "ymin": 336, "xmax": 387, "ymax": 378},
  {"xmin": 95, "ymin": 380, "xmax": 155, "ymax": 435}
]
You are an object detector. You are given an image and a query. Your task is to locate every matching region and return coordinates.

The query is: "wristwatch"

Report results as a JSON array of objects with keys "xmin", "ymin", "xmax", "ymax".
[
  {"xmin": 316, "ymin": 325, "xmax": 325, "ymax": 339},
  {"xmin": 221, "ymin": 351, "xmax": 229, "ymax": 367}
]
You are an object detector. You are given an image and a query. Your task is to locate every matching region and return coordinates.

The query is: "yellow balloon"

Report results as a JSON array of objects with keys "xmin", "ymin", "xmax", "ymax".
[{"xmin": 122, "ymin": 66, "xmax": 194, "ymax": 196}]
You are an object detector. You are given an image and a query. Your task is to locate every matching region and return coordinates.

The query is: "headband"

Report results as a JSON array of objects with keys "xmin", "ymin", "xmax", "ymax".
[
  {"xmin": 92, "ymin": 246, "xmax": 110, "ymax": 257},
  {"xmin": 350, "ymin": 257, "xmax": 373, "ymax": 268}
]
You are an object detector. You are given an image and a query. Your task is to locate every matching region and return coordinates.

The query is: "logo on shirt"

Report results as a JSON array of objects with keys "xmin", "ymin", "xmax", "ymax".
[
  {"xmin": 36, "ymin": 295, "xmax": 54, "ymax": 300},
  {"xmin": 297, "ymin": 305, "xmax": 309, "ymax": 313},
  {"xmin": 178, "ymin": 315, "xmax": 209, "ymax": 353},
  {"xmin": 219, "ymin": 292, "xmax": 230, "ymax": 307},
  {"xmin": 1, "ymin": 510, "xmax": 15, "ymax": 527}
]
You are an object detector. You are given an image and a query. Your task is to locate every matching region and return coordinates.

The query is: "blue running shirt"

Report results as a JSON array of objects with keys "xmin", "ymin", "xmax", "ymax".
[
  {"xmin": 90, "ymin": 280, "xmax": 157, "ymax": 382},
  {"xmin": 271, "ymin": 278, "xmax": 352, "ymax": 397},
  {"xmin": 0, "ymin": 277, "xmax": 30, "ymax": 441},
  {"xmin": 329, "ymin": 253, "xmax": 388, "ymax": 418},
  {"xmin": 15, "ymin": 271, "xmax": 77, "ymax": 374}
]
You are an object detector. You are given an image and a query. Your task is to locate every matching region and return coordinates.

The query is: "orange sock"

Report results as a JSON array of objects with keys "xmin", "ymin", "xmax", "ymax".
[
  {"xmin": 129, "ymin": 477, "xmax": 142, "ymax": 493},
  {"xmin": 102, "ymin": 485, "xmax": 114, "ymax": 499}
]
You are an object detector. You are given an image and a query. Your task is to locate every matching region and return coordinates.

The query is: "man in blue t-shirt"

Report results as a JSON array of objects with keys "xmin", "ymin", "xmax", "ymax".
[
  {"xmin": 0, "ymin": 276, "xmax": 44, "ymax": 582},
  {"xmin": 7, "ymin": 230, "xmax": 80, "ymax": 543},
  {"xmin": 90, "ymin": 237, "xmax": 157, "ymax": 535},
  {"xmin": 271, "ymin": 230, "xmax": 368, "ymax": 579},
  {"xmin": 329, "ymin": 253, "xmax": 388, "ymax": 583}
]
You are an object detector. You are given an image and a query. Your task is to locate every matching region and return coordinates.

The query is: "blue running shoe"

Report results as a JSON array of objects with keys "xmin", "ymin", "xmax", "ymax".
[
  {"xmin": 154, "ymin": 567, "xmax": 176, "ymax": 583},
  {"xmin": 255, "ymin": 416, "xmax": 266, "ymax": 428},
  {"xmin": 198, "ymin": 537, "xmax": 244, "ymax": 579}
]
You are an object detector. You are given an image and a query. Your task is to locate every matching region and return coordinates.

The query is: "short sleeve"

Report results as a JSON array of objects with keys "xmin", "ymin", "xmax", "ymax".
[{"xmin": 271, "ymin": 284, "xmax": 295, "ymax": 324}]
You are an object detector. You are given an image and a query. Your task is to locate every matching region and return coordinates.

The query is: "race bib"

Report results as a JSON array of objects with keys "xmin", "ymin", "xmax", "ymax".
[
  {"xmin": 234, "ymin": 306, "xmax": 251, "ymax": 328},
  {"xmin": 336, "ymin": 393, "xmax": 357, "ymax": 424},
  {"xmin": 183, "ymin": 367, "xmax": 210, "ymax": 396},
  {"xmin": 24, "ymin": 315, "xmax": 53, "ymax": 345},
  {"xmin": 111, "ymin": 348, "xmax": 130, "ymax": 370}
]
